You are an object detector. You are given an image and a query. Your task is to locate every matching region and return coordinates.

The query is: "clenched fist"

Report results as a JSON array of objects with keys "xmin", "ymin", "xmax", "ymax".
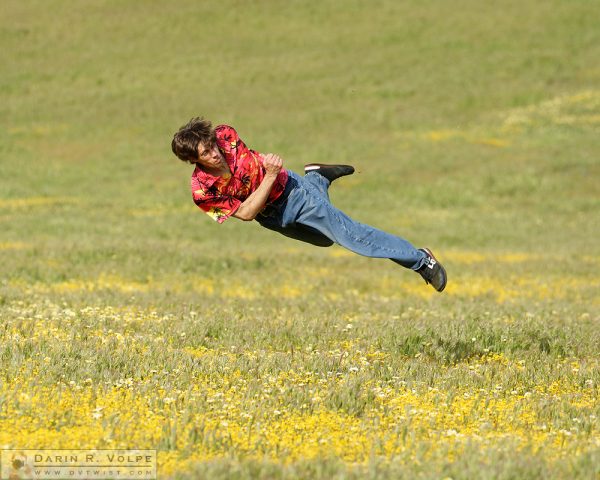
[{"xmin": 262, "ymin": 153, "xmax": 283, "ymax": 176}]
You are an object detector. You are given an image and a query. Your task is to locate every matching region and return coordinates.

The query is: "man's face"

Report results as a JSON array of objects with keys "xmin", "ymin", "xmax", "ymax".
[{"xmin": 196, "ymin": 142, "xmax": 225, "ymax": 169}]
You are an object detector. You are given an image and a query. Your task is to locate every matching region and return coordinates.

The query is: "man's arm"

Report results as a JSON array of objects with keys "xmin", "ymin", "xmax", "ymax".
[{"xmin": 233, "ymin": 153, "xmax": 283, "ymax": 221}]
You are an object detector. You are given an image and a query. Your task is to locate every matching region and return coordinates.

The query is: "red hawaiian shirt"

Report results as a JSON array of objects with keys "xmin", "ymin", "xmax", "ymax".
[{"xmin": 191, "ymin": 125, "xmax": 289, "ymax": 223}]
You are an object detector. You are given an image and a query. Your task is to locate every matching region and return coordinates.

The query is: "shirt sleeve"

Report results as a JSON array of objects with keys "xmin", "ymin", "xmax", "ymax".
[
  {"xmin": 215, "ymin": 124, "xmax": 246, "ymax": 158},
  {"xmin": 192, "ymin": 185, "xmax": 241, "ymax": 224}
]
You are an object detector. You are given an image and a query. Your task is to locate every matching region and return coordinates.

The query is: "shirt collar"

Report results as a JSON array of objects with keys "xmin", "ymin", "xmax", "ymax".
[{"xmin": 192, "ymin": 164, "xmax": 220, "ymax": 190}]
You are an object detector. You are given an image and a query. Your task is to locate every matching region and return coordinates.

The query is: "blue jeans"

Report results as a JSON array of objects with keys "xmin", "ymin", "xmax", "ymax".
[{"xmin": 256, "ymin": 170, "xmax": 427, "ymax": 270}]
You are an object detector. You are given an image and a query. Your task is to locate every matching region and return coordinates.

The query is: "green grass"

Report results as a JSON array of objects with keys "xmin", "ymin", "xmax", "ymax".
[{"xmin": 1, "ymin": 0, "xmax": 599, "ymax": 478}]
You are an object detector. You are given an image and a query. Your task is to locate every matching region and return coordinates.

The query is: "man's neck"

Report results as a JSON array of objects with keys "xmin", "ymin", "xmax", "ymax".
[{"xmin": 200, "ymin": 160, "xmax": 231, "ymax": 177}]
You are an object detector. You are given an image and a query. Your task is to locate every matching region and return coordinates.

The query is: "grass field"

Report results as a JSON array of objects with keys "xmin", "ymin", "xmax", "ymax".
[{"xmin": 1, "ymin": 0, "xmax": 599, "ymax": 478}]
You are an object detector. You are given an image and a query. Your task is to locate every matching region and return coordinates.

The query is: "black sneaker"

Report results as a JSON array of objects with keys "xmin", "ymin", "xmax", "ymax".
[
  {"xmin": 417, "ymin": 248, "xmax": 447, "ymax": 292},
  {"xmin": 304, "ymin": 163, "xmax": 355, "ymax": 182}
]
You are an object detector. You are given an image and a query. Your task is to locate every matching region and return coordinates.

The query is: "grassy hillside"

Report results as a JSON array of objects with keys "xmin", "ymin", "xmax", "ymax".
[{"xmin": 1, "ymin": 1, "xmax": 599, "ymax": 478}]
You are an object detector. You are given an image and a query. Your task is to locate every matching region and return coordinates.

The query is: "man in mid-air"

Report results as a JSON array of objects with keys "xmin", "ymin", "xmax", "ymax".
[{"xmin": 171, "ymin": 118, "xmax": 447, "ymax": 292}]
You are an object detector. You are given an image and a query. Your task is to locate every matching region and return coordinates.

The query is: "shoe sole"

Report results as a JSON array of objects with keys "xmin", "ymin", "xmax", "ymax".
[{"xmin": 304, "ymin": 163, "xmax": 355, "ymax": 173}]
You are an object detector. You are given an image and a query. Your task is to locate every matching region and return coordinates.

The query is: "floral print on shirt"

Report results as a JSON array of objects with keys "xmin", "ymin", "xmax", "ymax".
[{"xmin": 190, "ymin": 125, "xmax": 288, "ymax": 223}]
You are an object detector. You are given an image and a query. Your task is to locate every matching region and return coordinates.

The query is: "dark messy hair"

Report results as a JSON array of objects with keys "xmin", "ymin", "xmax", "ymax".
[{"xmin": 171, "ymin": 117, "xmax": 215, "ymax": 164}]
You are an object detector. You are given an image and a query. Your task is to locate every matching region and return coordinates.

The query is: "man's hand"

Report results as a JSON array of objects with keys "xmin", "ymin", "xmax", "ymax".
[{"xmin": 262, "ymin": 153, "xmax": 283, "ymax": 176}]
